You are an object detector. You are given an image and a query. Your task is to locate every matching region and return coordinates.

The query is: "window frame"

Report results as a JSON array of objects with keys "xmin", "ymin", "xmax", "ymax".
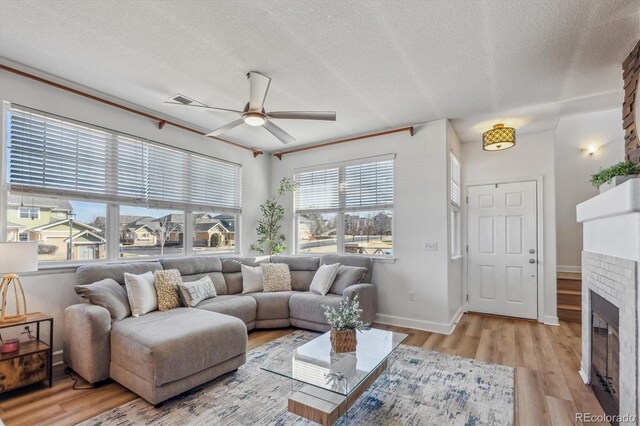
[
  {"xmin": 293, "ymin": 155, "xmax": 395, "ymax": 258},
  {"xmin": 0, "ymin": 103, "xmax": 241, "ymax": 268}
]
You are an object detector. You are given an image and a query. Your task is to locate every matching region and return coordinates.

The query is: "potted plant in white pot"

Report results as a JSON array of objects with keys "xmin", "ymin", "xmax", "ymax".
[
  {"xmin": 322, "ymin": 296, "xmax": 367, "ymax": 353},
  {"xmin": 590, "ymin": 161, "xmax": 640, "ymax": 193}
]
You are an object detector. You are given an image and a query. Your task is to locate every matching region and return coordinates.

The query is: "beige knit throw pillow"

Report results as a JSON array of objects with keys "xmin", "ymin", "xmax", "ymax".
[
  {"xmin": 260, "ymin": 263, "xmax": 292, "ymax": 292},
  {"xmin": 154, "ymin": 269, "xmax": 183, "ymax": 311}
]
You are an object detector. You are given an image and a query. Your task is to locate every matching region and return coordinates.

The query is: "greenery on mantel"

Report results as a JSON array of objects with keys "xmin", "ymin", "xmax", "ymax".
[
  {"xmin": 250, "ymin": 177, "xmax": 298, "ymax": 255},
  {"xmin": 589, "ymin": 161, "xmax": 640, "ymax": 188}
]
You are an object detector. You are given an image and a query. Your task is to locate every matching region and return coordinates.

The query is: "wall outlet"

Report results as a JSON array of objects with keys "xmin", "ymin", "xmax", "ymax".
[
  {"xmin": 424, "ymin": 242, "xmax": 438, "ymax": 251},
  {"xmin": 409, "ymin": 291, "xmax": 416, "ymax": 302}
]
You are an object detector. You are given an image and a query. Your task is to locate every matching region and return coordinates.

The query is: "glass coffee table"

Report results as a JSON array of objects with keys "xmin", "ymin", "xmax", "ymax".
[{"xmin": 261, "ymin": 328, "xmax": 407, "ymax": 425}]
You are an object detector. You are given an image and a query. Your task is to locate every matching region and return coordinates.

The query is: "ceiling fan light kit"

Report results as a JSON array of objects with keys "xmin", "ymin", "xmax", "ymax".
[
  {"xmin": 165, "ymin": 71, "xmax": 336, "ymax": 145},
  {"xmin": 243, "ymin": 112, "xmax": 266, "ymax": 126}
]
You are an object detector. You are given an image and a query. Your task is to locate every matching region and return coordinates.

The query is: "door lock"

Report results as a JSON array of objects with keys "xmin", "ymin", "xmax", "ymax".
[{"xmin": 529, "ymin": 249, "xmax": 535, "ymax": 254}]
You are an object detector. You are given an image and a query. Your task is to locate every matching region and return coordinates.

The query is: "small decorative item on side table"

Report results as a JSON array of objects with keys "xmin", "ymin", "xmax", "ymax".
[
  {"xmin": 0, "ymin": 241, "xmax": 38, "ymax": 323},
  {"xmin": 323, "ymin": 295, "xmax": 366, "ymax": 353},
  {"xmin": 0, "ymin": 312, "xmax": 54, "ymax": 394}
]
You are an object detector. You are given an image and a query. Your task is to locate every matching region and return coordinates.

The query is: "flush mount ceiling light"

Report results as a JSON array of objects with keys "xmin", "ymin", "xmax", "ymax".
[{"xmin": 482, "ymin": 123, "xmax": 516, "ymax": 151}]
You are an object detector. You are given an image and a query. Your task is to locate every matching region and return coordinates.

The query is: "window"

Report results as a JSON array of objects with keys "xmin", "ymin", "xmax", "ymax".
[
  {"xmin": 192, "ymin": 212, "xmax": 237, "ymax": 253},
  {"xmin": 19, "ymin": 207, "xmax": 40, "ymax": 219},
  {"xmin": 4, "ymin": 106, "xmax": 242, "ymax": 264},
  {"xmin": 119, "ymin": 206, "xmax": 183, "ymax": 258},
  {"xmin": 450, "ymin": 151, "xmax": 461, "ymax": 257},
  {"xmin": 6, "ymin": 195, "xmax": 107, "ymax": 262},
  {"xmin": 297, "ymin": 212, "xmax": 338, "ymax": 254},
  {"xmin": 450, "ymin": 151, "xmax": 461, "ymax": 207},
  {"xmin": 294, "ymin": 155, "xmax": 394, "ymax": 256}
]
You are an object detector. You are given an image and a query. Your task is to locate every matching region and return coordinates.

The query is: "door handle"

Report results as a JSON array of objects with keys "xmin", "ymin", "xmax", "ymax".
[{"xmin": 529, "ymin": 259, "xmax": 536, "ymax": 264}]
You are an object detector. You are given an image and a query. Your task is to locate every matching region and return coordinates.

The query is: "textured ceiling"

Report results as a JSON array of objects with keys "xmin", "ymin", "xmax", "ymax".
[{"xmin": 0, "ymin": 0, "xmax": 638, "ymax": 150}]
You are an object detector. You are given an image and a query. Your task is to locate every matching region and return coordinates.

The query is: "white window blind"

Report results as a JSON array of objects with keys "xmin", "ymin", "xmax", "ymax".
[
  {"xmin": 344, "ymin": 160, "xmax": 393, "ymax": 210},
  {"xmin": 294, "ymin": 168, "xmax": 340, "ymax": 212},
  {"xmin": 450, "ymin": 151, "xmax": 461, "ymax": 206},
  {"xmin": 294, "ymin": 157, "xmax": 394, "ymax": 213},
  {"xmin": 7, "ymin": 107, "xmax": 242, "ymax": 212}
]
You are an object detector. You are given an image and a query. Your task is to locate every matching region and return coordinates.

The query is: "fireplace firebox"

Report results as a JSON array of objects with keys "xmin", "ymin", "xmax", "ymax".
[{"xmin": 590, "ymin": 290, "xmax": 620, "ymax": 421}]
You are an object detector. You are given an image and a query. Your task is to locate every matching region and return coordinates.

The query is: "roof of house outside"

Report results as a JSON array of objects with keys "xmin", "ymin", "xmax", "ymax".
[{"xmin": 7, "ymin": 194, "xmax": 72, "ymax": 211}]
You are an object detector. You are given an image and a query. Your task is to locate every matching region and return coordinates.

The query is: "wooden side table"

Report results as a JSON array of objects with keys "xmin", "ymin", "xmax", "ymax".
[{"xmin": 0, "ymin": 312, "xmax": 53, "ymax": 393}]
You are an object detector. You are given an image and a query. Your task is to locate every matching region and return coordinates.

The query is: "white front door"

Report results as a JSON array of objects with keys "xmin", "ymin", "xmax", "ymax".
[{"xmin": 467, "ymin": 181, "xmax": 538, "ymax": 319}]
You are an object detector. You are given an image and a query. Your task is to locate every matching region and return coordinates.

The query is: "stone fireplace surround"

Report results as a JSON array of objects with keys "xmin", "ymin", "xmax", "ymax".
[{"xmin": 577, "ymin": 178, "xmax": 640, "ymax": 424}]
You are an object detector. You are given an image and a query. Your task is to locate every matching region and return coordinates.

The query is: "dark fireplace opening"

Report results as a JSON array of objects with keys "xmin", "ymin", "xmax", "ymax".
[{"xmin": 590, "ymin": 291, "xmax": 620, "ymax": 422}]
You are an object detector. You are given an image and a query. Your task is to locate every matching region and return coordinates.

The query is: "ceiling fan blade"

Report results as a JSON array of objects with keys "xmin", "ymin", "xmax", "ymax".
[
  {"xmin": 262, "ymin": 120, "xmax": 295, "ymax": 145},
  {"xmin": 248, "ymin": 71, "xmax": 271, "ymax": 111},
  {"xmin": 205, "ymin": 119, "xmax": 245, "ymax": 137},
  {"xmin": 267, "ymin": 111, "xmax": 336, "ymax": 121},
  {"xmin": 163, "ymin": 102, "xmax": 242, "ymax": 115}
]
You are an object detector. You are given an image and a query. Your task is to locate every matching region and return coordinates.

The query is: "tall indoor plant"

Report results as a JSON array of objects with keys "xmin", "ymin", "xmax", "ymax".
[{"xmin": 250, "ymin": 177, "xmax": 298, "ymax": 255}]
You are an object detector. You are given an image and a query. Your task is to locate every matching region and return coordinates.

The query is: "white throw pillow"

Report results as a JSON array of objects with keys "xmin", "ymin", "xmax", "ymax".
[
  {"xmin": 124, "ymin": 271, "xmax": 158, "ymax": 317},
  {"xmin": 309, "ymin": 263, "xmax": 340, "ymax": 296},
  {"xmin": 241, "ymin": 264, "xmax": 264, "ymax": 293}
]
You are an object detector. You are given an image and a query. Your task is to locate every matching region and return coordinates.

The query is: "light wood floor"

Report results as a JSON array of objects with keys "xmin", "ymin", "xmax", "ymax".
[{"xmin": 0, "ymin": 313, "xmax": 606, "ymax": 426}]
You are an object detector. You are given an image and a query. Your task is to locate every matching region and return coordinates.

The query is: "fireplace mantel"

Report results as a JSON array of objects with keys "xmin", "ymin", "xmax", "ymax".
[
  {"xmin": 577, "ymin": 178, "xmax": 640, "ymax": 223},
  {"xmin": 577, "ymin": 178, "xmax": 640, "ymax": 263}
]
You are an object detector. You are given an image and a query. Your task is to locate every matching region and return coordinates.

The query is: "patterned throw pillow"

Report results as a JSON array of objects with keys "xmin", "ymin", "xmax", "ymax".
[
  {"xmin": 260, "ymin": 263, "xmax": 292, "ymax": 292},
  {"xmin": 178, "ymin": 276, "xmax": 217, "ymax": 307},
  {"xmin": 154, "ymin": 269, "xmax": 183, "ymax": 311}
]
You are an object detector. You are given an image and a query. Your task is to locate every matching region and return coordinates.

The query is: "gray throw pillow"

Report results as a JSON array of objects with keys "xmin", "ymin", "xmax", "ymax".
[
  {"xmin": 309, "ymin": 263, "xmax": 340, "ymax": 296},
  {"xmin": 178, "ymin": 276, "xmax": 217, "ymax": 307},
  {"xmin": 329, "ymin": 265, "xmax": 367, "ymax": 295},
  {"xmin": 75, "ymin": 278, "xmax": 131, "ymax": 321}
]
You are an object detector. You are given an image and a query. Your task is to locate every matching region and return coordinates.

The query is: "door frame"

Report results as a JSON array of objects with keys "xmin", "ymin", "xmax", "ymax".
[{"xmin": 462, "ymin": 176, "xmax": 545, "ymax": 322}]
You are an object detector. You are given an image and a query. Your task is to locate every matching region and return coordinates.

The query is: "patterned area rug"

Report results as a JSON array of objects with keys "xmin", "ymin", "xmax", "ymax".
[{"xmin": 84, "ymin": 330, "xmax": 514, "ymax": 425}]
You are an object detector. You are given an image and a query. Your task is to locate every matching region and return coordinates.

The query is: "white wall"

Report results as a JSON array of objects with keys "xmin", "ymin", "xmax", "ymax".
[
  {"xmin": 461, "ymin": 130, "xmax": 558, "ymax": 324},
  {"xmin": 270, "ymin": 120, "xmax": 461, "ymax": 333},
  {"xmin": 0, "ymin": 69, "xmax": 270, "ymax": 360},
  {"xmin": 554, "ymin": 108, "xmax": 625, "ymax": 271}
]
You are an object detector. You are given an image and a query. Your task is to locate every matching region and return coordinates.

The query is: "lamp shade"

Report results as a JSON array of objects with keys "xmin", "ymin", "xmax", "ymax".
[
  {"xmin": 0, "ymin": 242, "xmax": 38, "ymax": 274},
  {"xmin": 483, "ymin": 123, "xmax": 516, "ymax": 151}
]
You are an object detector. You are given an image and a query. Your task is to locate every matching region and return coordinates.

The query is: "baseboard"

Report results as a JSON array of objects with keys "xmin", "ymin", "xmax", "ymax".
[
  {"xmin": 579, "ymin": 368, "xmax": 590, "ymax": 384},
  {"xmin": 557, "ymin": 265, "xmax": 581, "ymax": 273},
  {"xmin": 375, "ymin": 307, "xmax": 463, "ymax": 335},
  {"xmin": 542, "ymin": 315, "xmax": 560, "ymax": 326}
]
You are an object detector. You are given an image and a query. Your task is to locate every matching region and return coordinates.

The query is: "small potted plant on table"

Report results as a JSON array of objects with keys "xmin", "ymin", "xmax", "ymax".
[
  {"xmin": 323, "ymin": 296, "xmax": 366, "ymax": 353},
  {"xmin": 590, "ymin": 161, "xmax": 640, "ymax": 193}
]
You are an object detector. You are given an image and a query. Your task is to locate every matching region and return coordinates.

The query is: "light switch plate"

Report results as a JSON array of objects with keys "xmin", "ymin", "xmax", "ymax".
[{"xmin": 424, "ymin": 242, "xmax": 438, "ymax": 251}]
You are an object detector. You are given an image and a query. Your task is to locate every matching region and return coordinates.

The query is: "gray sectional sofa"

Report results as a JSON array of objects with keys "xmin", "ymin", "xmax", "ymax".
[{"xmin": 63, "ymin": 254, "xmax": 375, "ymax": 404}]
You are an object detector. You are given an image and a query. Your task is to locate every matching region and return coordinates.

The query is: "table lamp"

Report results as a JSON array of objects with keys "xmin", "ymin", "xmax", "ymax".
[{"xmin": 0, "ymin": 242, "xmax": 38, "ymax": 323}]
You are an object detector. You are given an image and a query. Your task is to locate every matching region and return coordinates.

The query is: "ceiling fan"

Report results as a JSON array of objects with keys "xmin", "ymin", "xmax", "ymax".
[{"xmin": 163, "ymin": 72, "xmax": 336, "ymax": 145}]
